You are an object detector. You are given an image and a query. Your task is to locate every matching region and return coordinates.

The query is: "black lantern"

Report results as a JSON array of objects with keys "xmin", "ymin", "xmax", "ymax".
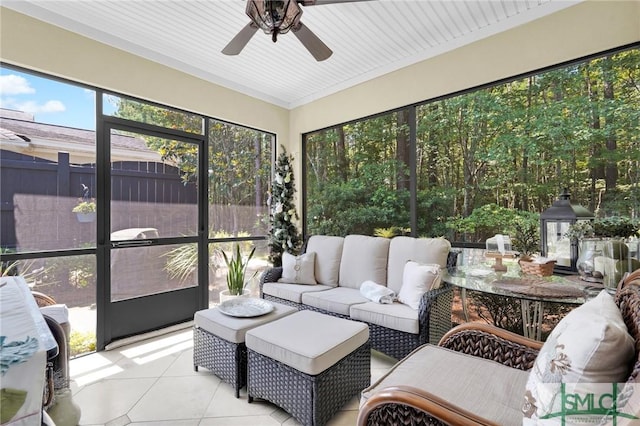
[{"xmin": 540, "ymin": 188, "xmax": 594, "ymax": 274}]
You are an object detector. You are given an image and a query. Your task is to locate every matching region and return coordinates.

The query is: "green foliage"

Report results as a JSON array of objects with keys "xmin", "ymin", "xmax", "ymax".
[
  {"xmin": 511, "ymin": 214, "xmax": 540, "ymax": 257},
  {"xmin": 307, "ymin": 158, "xmax": 411, "ymax": 237},
  {"xmin": 593, "ymin": 216, "xmax": 639, "ymax": 238},
  {"xmin": 446, "ymin": 204, "xmax": 535, "ymax": 243},
  {"xmin": 416, "ymin": 188, "xmax": 457, "ymax": 237},
  {"xmin": 564, "ymin": 221, "xmax": 595, "ymax": 241},
  {"xmin": 71, "ymin": 201, "xmax": 96, "ymax": 213},
  {"xmin": 69, "ymin": 330, "xmax": 96, "ymax": 357},
  {"xmin": 308, "ymin": 181, "xmax": 410, "ymax": 236},
  {"xmin": 565, "ymin": 216, "xmax": 639, "ymax": 240},
  {"xmin": 164, "ymin": 231, "xmax": 252, "ymax": 284},
  {"xmin": 0, "ymin": 248, "xmax": 19, "ymax": 276},
  {"xmin": 373, "ymin": 227, "xmax": 410, "ymax": 238},
  {"xmin": 208, "ymin": 121, "xmax": 272, "ymax": 210},
  {"xmin": 114, "ymin": 97, "xmax": 272, "ymax": 212},
  {"xmin": 304, "ymin": 48, "xmax": 640, "ymax": 239},
  {"xmin": 222, "ymin": 243, "xmax": 256, "ymax": 295},
  {"xmin": 268, "ymin": 148, "xmax": 302, "ymax": 266},
  {"xmin": 163, "ymin": 243, "xmax": 200, "ymax": 284},
  {"xmin": 113, "ymin": 97, "xmax": 202, "ymax": 183},
  {"xmin": 38, "ymin": 252, "xmax": 94, "ymax": 289}
]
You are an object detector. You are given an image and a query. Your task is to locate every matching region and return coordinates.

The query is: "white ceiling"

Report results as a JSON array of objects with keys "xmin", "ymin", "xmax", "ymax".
[{"xmin": 3, "ymin": 0, "xmax": 581, "ymax": 109}]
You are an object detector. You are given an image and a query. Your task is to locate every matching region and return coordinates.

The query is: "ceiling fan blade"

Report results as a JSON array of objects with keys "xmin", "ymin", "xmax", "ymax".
[
  {"xmin": 222, "ymin": 23, "xmax": 258, "ymax": 56},
  {"xmin": 292, "ymin": 22, "xmax": 332, "ymax": 61}
]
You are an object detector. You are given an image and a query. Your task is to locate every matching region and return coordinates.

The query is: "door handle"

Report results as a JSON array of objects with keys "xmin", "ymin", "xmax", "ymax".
[{"xmin": 111, "ymin": 240, "xmax": 154, "ymax": 248}]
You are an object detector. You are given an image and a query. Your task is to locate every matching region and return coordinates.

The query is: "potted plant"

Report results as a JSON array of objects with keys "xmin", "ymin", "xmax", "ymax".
[
  {"xmin": 72, "ymin": 200, "xmax": 96, "ymax": 222},
  {"xmin": 510, "ymin": 216, "xmax": 555, "ymax": 276},
  {"xmin": 220, "ymin": 243, "xmax": 257, "ymax": 302},
  {"xmin": 511, "ymin": 218, "xmax": 540, "ymax": 261}
]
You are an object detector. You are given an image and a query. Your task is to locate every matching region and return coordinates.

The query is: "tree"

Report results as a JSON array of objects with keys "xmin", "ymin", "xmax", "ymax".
[
  {"xmin": 113, "ymin": 99, "xmax": 272, "ymax": 236},
  {"xmin": 304, "ymin": 47, "xmax": 640, "ymax": 240},
  {"xmin": 268, "ymin": 147, "xmax": 302, "ymax": 267}
]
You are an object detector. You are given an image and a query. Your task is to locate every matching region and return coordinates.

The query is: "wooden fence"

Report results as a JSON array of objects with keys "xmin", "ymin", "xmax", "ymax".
[{"xmin": 1, "ymin": 150, "xmax": 267, "ymax": 250}]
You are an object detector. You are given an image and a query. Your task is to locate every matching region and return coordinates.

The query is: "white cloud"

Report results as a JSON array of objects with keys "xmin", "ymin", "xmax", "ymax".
[
  {"xmin": 0, "ymin": 74, "xmax": 36, "ymax": 95},
  {"xmin": 41, "ymin": 100, "xmax": 66, "ymax": 113},
  {"xmin": 0, "ymin": 74, "xmax": 65, "ymax": 115},
  {"xmin": 0, "ymin": 98, "xmax": 66, "ymax": 114}
]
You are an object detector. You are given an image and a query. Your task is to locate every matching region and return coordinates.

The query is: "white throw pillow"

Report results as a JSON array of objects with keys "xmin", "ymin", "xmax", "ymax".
[
  {"xmin": 522, "ymin": 290, "xmax": 635, "ymax": 423},
  {"xmin": 278, "ymin": 252, "xmax": 317, "ymax": 285},
  {"xmin": 397, "ymin": 261, "xmax": 442, "ymax": 310},
  {"xmin": 387, "ymin": 237, "xmax": 451, "ymax": 294}
]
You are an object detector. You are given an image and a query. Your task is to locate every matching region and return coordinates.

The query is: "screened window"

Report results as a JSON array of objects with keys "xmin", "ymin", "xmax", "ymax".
[{"xmin": 304, "ymin": 47, "xmax": 640, "ymax": 244}]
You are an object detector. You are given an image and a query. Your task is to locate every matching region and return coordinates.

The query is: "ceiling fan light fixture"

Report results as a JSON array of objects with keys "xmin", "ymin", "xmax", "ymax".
[{"xmin": 246, "ymin": 0, "xmax": 302, "ymax": 42}]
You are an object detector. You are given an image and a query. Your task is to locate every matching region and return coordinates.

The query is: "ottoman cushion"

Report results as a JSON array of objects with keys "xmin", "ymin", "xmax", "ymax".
[
  {"xmin": 194, "ymin": 300, "xmax": 297, "ymax": 343},
  {"xmin": 246, "ymin": 310, "xmax": 369, "ymax": 375}
]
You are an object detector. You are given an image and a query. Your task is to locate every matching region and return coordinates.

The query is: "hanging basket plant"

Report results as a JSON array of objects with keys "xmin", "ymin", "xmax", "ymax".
[
  {"xmin": 72, "ymin": 200, "xmax": 96, "ymax": 223},
  {"xmin": 267, "ymin": 147, "xmax": 302, "ymax": 267}
]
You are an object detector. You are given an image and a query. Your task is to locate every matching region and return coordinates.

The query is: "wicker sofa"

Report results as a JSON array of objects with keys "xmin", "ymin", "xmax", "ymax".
[
  {"xmin": 259, "ymin": 235, "xmax": 454, "ymax": 360},
  {"xmin": 357, "ymin": 270, "xmax": 640, "ymax": 426}
]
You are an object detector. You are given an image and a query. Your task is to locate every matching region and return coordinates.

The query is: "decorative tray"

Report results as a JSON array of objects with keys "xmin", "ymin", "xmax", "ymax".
[{"xmin": 218, "ymin": 298, "xmax": 274, "ymax": 317}]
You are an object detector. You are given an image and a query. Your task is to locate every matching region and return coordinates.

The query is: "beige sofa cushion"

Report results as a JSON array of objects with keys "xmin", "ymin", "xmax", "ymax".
[
  {"xmin": 339, "ymin": 235, "xmax": 390, "ymax": 289},
  {"xmin": 306, "ymin": 235, "xmax": 344, "ymax": 286},
  {"xmin": 350, "ymin": 301, "xmax": 419, "ymax": 334},
  {"xmin": 301, "ymin": 287, "xmax": 369, "ymax": 316},
  {"xmin": 194, "ymin": 301, "xmax": 297, "ymax": 343},
  {"xmin": 246, "ymin": 310, "xmax": 369, "ymax": 375},
  {"xmin": 262, "ymin": 282, "xmax": 332, "ymax": 304},
  {"xmin": 361, "ymin": 344, "xmax": 528, "ymax": 425},
  {"xmin": 386, "ymin": 237, "xmax": 451, "ymax": 294}
]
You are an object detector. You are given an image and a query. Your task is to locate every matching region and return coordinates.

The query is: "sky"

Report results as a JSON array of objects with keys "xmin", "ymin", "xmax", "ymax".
[{"xmin": 0, "ymin": 66, "xmax": 116, "ymax": 130}]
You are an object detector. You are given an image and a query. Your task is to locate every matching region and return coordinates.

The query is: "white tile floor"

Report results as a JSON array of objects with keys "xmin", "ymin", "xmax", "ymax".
[{"xmin": 69, "ymin": 325, "xmax": 397, "ymax": 426}]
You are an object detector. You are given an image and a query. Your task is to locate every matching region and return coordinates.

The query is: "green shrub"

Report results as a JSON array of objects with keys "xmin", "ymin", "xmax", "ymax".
[
  {"xmin": 69, "ymin": 330, "xmax": 96, "ymax": 357},
  {"xmin": 446, "ymin": 204, "xmax": 539, "ymax": 244},
  {"xmin": 593, "ymin": 216, "xmax": 639, "ymax": 238}
]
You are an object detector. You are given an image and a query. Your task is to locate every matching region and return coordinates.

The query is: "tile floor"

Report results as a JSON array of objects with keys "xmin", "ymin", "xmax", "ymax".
[{"xmin": 69, "ymin": 324, "xmax": 397, "ymax": 426}]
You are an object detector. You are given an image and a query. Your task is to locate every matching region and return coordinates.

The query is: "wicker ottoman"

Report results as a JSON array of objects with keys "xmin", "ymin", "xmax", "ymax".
[
  {"xmin": 193, "ymin": 300, "xmax": 297, "ymax": 397},
  {"xmin": 246, "ymin": 310, "xmax": 370, "ymax": 426}
]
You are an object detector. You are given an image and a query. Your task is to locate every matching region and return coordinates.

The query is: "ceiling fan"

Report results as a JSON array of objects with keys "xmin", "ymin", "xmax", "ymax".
[{"xmin": 222, "ymin": 0, "xmax": 367, "ymax": 62}]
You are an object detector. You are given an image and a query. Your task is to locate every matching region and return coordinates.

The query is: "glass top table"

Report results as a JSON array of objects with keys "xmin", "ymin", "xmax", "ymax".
[{"xmin": 443, "ymin": 260, "xmax": 605, "ymax": 340}]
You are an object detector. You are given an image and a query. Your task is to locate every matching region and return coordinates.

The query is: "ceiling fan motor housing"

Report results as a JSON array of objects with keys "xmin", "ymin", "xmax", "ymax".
[{"xmin": 246, "ymin": 0, "xmax": 303, "ymax": 42}]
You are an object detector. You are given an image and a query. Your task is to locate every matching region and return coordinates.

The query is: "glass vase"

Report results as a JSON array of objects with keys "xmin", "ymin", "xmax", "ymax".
[
  {"xmin": 602, "ymin": 239, "xmax": 640, "ymax": 289},
  {"xmin": 576, "ymin": 238, "xmax": 605, "ymax": 283}
]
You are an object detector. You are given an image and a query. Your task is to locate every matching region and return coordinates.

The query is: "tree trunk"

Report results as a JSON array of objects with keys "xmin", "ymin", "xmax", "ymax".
[
  {"xmin": 585, "ymin": 63, "xmax": 603, "ymax": 212},
  {"xmin": 254, "ymin": 135, "xmax": 262, "ymax": 218},
  {"xmin": 396, "ymin": 110, "xmax": 410, "ymax": 191},
  {"xmin": 336, "ymin": 126, "xmax": 348, "ymax": 182},
  {"xmin": 602, "ymin": 56, "xmax": 618, "ymax": 192}
]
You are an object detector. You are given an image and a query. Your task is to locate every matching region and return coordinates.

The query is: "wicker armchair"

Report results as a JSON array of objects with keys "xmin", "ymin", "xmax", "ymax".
[{"xmin": 358, "ymin": 273, "xmax": 640, "ymax": 426}]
